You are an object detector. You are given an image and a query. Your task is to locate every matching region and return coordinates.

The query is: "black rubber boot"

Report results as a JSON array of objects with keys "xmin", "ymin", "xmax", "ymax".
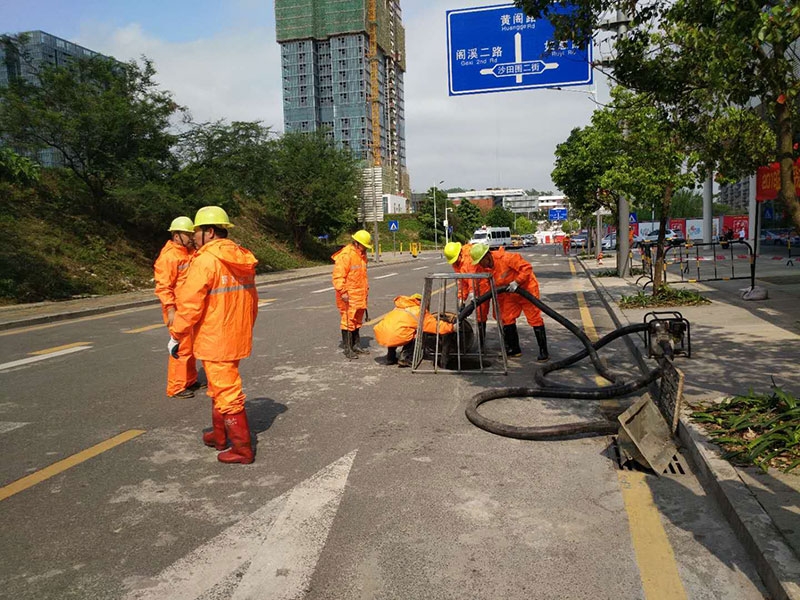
[
  {"xmin": 386, "ymin": 346, "xmax": 398, "ymax": 365},
  {"xmin": 398, "ymin": 342, "xmax": 414, "ymax": 368},
  {"xmin": 503, "ymin": 324, "xmax": 521, "ymax": 357},
  {"xmin": 351, "ymin": 328, "xmax": 370, "ymax": 354},
  {"xmin": 534, "ymin": 325, "xmax": 549, "ymax": 362},
  {"xmin": 341, "ymin": 330, "xmax": 358, "ymax": 359}
]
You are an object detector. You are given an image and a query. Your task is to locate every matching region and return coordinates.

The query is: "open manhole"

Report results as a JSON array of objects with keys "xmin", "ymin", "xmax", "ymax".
[{"xmin": 611, "ymin": 436, "xmax": 688, "ymax": 475}]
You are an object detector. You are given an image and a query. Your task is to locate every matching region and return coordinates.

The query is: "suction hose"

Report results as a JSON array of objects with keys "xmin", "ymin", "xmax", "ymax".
[{"xmin": 460, "ymin": 285, "xmax": 662, "ymax": 440}]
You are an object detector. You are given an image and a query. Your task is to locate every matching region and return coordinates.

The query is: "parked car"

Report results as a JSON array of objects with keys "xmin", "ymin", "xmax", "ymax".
[
  {"xmin": 601, "ymin": 233, "xmax": 617, "ymax": 250},
  {"xmin": 522, "ymin": 233, "xmax": 537, "ymax": 246},
  {"xmin": 570, "ymin": 234, "xmax": 588, "ymax": 248},
  {"xmin": 641, "ymin": 228, "xmax": 686, "ymax": 246}
]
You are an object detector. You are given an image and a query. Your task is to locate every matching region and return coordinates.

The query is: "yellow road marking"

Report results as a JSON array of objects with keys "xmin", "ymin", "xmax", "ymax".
[
  {"xmin": 0, "ymin": 429, "xmax": 146, "ymax": 502},
  {"xmin": 364, "ymin": 282, "xmax": 457, "ymax": 326},
  {"xmin": 0, "ymin": 305, "xmax": 156, "ymax": 338},
  {"xmin": 123, "ymin": 324, "xmax": 164, "ymax": 334},
  {"xmin": 28, "ymin": 342, "xmax": 92, "ymax": 355},
  {"xmin": 571, "ymin": 258, "xmax": 686, "ymax": 597},
  {"xmin": 618, "ymin": 471, "xmax": 688, "ymax": 599}
]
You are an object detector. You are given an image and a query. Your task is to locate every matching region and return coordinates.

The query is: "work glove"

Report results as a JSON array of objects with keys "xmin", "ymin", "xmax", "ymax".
[
  {"xmin": 341, "ymin": 292, "xmax": 349, "ymax": 303},
  {"xmin": 465, "ymin": 292, "xmax": 475, "ymax": 305},
  {"xmin": 507, "ymin": 280, "xmax": 519, "ymax": 293},
  {"xmin": 167, "ymin": 337, "xmax": 180, "ymax": 359}
]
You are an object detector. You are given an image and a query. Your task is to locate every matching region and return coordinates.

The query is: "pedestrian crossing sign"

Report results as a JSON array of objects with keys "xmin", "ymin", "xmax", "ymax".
[{"xmin": 388, "ymin": 220, "xmax": 399, "ymax": 232}]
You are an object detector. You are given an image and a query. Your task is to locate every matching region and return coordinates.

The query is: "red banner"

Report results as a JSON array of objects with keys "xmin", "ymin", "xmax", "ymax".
[
  {"xmin": 669, "ymin": 218, "xmax": 686, "ymax": 239},
  {"xmin": 756, "ymin": 158, "xmax": 800, "ymax": 201},
  {"xmin": 722, "ymin": 216, "xmax": 749, "ymax": 239}
]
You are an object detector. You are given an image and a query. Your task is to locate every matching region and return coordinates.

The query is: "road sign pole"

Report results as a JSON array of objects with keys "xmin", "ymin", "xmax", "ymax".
[{"xmin": 393, "ymin": 231, "xmax": 396, "ymax": 256}]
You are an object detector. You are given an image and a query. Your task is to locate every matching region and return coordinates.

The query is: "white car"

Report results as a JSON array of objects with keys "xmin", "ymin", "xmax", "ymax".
[
  {"xmin": 641, "ymin": 228, "xmax": 685, "ymax": 246},
  {"xmin": 601, "ymin": 233, "xmax": 617, "ymax": 250}
]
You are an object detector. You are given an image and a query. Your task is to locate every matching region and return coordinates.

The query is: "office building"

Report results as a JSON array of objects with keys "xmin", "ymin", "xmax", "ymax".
[
  {"xmin": 275, "ymin": 0, "xmax": 409, "ymax": 210},
  {"xmin": 0, "ymin": 31, "xmax": 101, "ymax": 167}
]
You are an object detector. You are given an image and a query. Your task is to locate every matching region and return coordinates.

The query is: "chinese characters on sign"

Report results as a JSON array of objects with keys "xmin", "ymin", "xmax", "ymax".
[{"xmin": 447, "ymin": 3, "xmax": 592, "ymax": 96}]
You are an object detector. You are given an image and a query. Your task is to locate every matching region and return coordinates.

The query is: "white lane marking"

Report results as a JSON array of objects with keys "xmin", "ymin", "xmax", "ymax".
[
  {"xmin": 311, "ymin": 286, "xmax": 335, "ymax": 294},
  {"xmin": 412, "ymin": 266, "xmax": 428, "ymax": 271},
  {"xmin": 124, "ymin": 450, "xmax": 357, "ymax": 600},
  {"xmin": 436, "ymin": 261, "xmax": 448, "ymax": 265},
  {"xmin": 0, "ymin": 346, "xmax": 92, "ymax": 372},
  {"xmin": 0, "ymin": 422, "xmax": 28, "ymax": 434},
  {"xmin": 373, "ymin": 272, "xmax": 398, "ymax": 280}
]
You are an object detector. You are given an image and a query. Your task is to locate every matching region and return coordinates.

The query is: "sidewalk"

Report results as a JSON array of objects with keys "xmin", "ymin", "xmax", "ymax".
[
  {"xmin": 0, "ymin": 253, "xmax": 422, "ymax": 331},
  {"xmin": 581, "ymin": 253, "xmax": 800, "ymax": 600}
]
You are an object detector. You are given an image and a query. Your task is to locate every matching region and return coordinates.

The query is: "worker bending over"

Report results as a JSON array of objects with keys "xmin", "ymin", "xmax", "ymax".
[
  {"xmin": 332, "ymin": 230, "xmax": 372, "ymax": 359},
  {"xmin": 154, "ymin": 216, "xmax": 199, "ymax": 399},
  {"xmin": 443, "ymin": 241, "xmax": 488, "ymax": 345},
  {"xmin": 471, "ymin": 243, "xmax": 549, "ymax": 361},
  {"xmin": 374, "ymin": 294, "xmax": 456, "ymax": 368}
]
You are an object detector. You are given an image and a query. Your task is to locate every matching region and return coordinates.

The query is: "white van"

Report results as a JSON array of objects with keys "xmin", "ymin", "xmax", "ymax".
[{"xmin": 470, "ymin": 226, "xmax": 512, "ymax": 249}]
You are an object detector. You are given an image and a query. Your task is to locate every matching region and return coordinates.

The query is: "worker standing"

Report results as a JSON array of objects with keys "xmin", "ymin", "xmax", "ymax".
[
  {"xmin": 471, "ymin": 243, "xmax": 549, "ymax": 361},
  {"xmin": 170, "ymin": 206, "xmax": 259, "ymax": 464},
  {"xmin": 562, "ymin": 235, "xmax": 571, "ymax": 256},
  {"xmin": 374, "ymin": 293, "xmax": 456, "ymax": 367},
  {"xmin": 154, "ymin": 216, "xmax": 199, "ymax": 399},
  {"xmin": 332, "ymin": 230, "xmax": 372, "ymax": 359},
  {"xmin": 443, "ymin": 241, "xmax": 488, "ymax": 344}
]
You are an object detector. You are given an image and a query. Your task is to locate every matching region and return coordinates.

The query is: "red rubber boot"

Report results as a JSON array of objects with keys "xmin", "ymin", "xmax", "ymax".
[
  {"xmin": 217, "ymin": 410, "xmax": 254, "ymax": 464},
  {"xmin": 202, "ymin": 404, "xmax": 227, "ymax": 450}
]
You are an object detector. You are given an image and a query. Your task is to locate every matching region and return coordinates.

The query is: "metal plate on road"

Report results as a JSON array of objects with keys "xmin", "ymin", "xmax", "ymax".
[{"xmin": 446, "ymin": 3, "xmax": 593, "ymax": 96}]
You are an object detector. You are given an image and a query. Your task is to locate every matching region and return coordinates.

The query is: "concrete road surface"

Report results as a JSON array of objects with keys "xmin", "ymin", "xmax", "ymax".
[{"xmin": 0, "ymin": 248, "xmax": 768, "ymax": 599}]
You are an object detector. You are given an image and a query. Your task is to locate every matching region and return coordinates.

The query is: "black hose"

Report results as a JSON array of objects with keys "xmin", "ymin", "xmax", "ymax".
[{"xmin": 460, "ymin": 283, "xmax": 662, "ymax": 440}]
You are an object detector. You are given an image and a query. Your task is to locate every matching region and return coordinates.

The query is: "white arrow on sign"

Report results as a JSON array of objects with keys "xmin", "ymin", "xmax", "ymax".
[{"xmin": 124, "ymin": 450, "xmax": 357, "ymax": 600}]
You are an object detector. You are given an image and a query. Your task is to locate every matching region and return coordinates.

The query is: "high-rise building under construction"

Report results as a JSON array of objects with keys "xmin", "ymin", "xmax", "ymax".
[{"xmin": 275, "ymin": 0, "xmax": 409, "ymax": 202}]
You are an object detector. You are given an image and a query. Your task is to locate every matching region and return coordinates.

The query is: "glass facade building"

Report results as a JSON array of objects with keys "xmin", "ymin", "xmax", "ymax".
[
  {"xmin": 275, "ymin": 1, "xmax": 409, "ymax": 196},
  {"xmin": 0, "ymin": 31, "xmax": 101, "ymax": 167}
]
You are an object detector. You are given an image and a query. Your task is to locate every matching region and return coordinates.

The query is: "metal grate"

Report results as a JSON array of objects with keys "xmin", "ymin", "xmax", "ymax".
[{"xmin": 611, "ymin": 437, "xmax": 688, "ymax": 475}]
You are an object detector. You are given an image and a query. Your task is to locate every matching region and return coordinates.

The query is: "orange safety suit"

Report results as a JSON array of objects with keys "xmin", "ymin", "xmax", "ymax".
[
  {"xmin": 481, "ymin": 247, "xmax": 543, "ymax": 327},
  {"xmin": 154, "ymin": 240, "xmax": 197, "ymax": 396},
  {"xmin": 332, "ymin": 243, "xmax": 369, "ymax": 331},
  {"xmin": 171, "ymin": 239, "xmax": 258, "ymax": 414},
  {"xmin": 562, "ymin": 236, "xmax": 571, "ymax": 255},
  {"xmin": 452, "ymin": 243, "xmax": 489, "ymax": 322},
  {"xmin": 374, "ymin": 295, "xmax": 455, "ymax": 347}
]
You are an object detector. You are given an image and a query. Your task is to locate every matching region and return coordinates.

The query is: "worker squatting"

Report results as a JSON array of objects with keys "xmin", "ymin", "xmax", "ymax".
[{"xmin": 156, "ymin": 212, "xmax": 548, "ymax": 465}]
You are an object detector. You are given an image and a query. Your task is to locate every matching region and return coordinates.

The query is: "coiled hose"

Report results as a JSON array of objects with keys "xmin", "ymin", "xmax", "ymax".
[{"xmin": 460, "ymin": 286, "xmax": 662, "ymax": 440}]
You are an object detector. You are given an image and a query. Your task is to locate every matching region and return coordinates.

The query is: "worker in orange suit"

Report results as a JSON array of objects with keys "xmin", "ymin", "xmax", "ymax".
[
  {"xmin": 374, "ymin": 294, "xmax": 456, "ymax": 367},
  {"xmin": 332, "ymin": 230, "xmax": 372, "ymax": 360},
  {"xmin": 170, "ymin": 206, "xmax": 259, "ymax": 464},
  {"xmin": 472, "ymin": 243, "xmax": 549, "ymax": 361},
  {"xmin": 562, "ymin": 235, "xmax": 571, "ymax": 256},
  {"xmin": 154, "ymin": 216, "xmax": 199, "ymax": 399},
  {"xmin": 443, "ymin": 241, "xmax": 489, "ymax": 345}
]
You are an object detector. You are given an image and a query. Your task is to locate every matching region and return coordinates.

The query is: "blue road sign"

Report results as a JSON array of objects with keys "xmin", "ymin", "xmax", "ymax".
[
  {"xmin": 388, "ymin": 220, "xmax": 400, "ymax": 232},
  {"xmin": 549, "ymin": 208, "xmax": 567, "ymax": 221},
  {"xmin": 446, "ymin": 3, "xmax": 592, "ymax": 96},
  {"xmin": 629, "ymin": 212, "xmax": 638, "ymax": 224},
  {"xmin": 763, "ymin": 206, "xmax": 774, "ymax": 221}
]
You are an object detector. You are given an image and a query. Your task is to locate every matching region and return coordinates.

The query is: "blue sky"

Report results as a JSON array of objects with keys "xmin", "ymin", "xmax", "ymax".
[{"xmin": 1, "ymin": 1, "xmax": 601, "ymax": 194}]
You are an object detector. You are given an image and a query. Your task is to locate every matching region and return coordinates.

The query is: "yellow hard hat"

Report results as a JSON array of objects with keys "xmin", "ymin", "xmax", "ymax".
[
  {"xmin": 443, "ymin": 241, "xmax": 462, "ymax": 264},
  {"xmin": 194, "ymin": 206, "xmax": 234, "ymax": 229},
  {"xmin": 410, "ymin": 293, "xmax": 422, "ymax": 301},
  {"xmin": 168, "ymin": 216, "xmax": 194, "ymax": 233},
  {"xmin": 470, "ymin": 243, "xmax": 490, "ymax": 264},
  {"xmin": 351, "ymin": 229, "xmax": 373, "ymax": 250}
]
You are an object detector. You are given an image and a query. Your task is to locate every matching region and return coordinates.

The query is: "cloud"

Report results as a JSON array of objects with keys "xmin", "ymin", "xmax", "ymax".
[
  {"xmin": 73, "ymin": 2, "xmax": 601, "ymax": 193},
  {"xmin": 76, "ymin": 22, "xmax": 284, "ymax": 130}
]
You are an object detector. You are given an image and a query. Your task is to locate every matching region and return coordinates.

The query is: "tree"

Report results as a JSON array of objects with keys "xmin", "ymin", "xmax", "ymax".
[
  {"xmin": 514, "ymin": 215, "xmax": 536, "ymax": 234},
  {"xmin": 485, "ymin": 206, "xmax": 515, "ymax": 228},
  {"xmin": 416, "ymin": 186, "xmax": 449, "ymax": 242},
  {"xmin": 514, "ymin": 0, "xmax": 800, "ymax": 230},
  {"xmin": 455, "ymin": 200, "xmax": 482, "ymax": 239},
  {"xmin": 267, "ymin": 130, "xmax": 362, "ymax": 250},
  {"xmin": 0, "ymin": 39, "xmax": 181, "ymax": 208},
  {"xmin": 0, "ymin": 148, "xmax": 39, "ymax": 185}
]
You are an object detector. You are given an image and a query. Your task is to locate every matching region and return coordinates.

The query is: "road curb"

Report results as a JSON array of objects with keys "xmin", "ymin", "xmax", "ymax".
[
  {"xmin": 679, "ymin": 418, "xmax": 800, "ymax": 600},
  {"xmin": 0, "ymin": 255, "xmax": 423, "ymax": 332},
  {"xmin": 578, "ymin": 258, "xmax": 800, "ymax": 600}
]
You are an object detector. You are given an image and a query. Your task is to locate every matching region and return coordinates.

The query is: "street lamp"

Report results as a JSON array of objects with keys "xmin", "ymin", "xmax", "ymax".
[
  {"xmin": 444, "ymin": 207, "xmax": 454, "ymax": 246},
  {"xmin": 433, "ymin": 179, "xmax": 444, "ymax": 253}
]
